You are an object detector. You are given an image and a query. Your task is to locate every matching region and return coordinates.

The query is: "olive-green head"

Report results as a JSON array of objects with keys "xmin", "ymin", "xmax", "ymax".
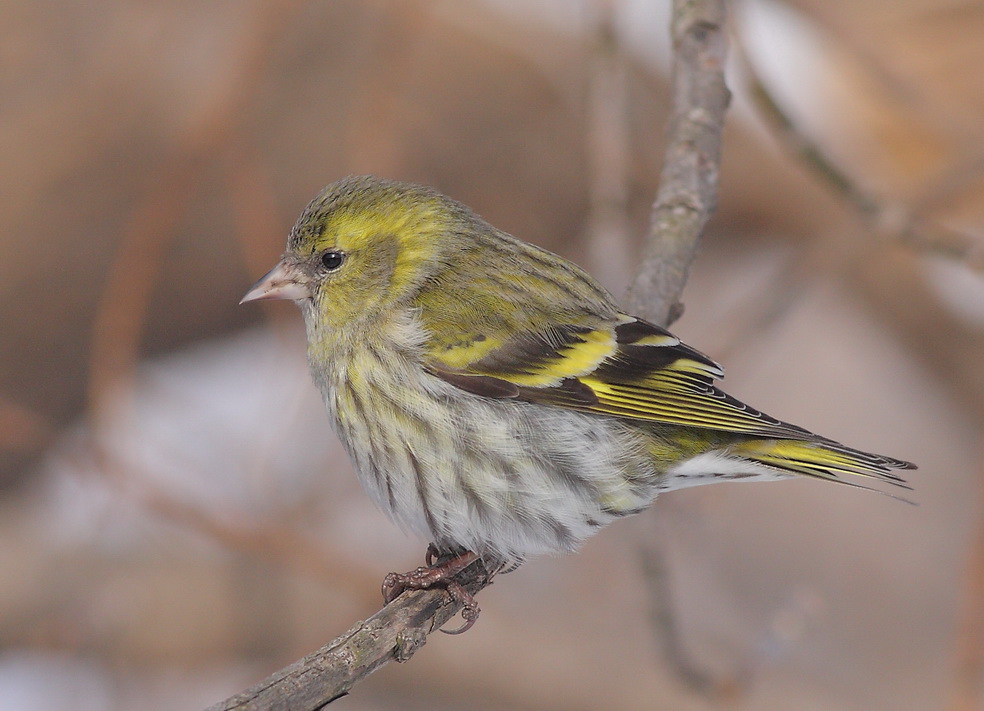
[{"xmin": 241, "ymin": 175, "xmax": 471, "ymax": 331}]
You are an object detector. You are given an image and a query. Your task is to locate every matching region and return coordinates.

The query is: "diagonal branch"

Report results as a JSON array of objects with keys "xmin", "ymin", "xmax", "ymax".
[
  {"xmin": 735, "ymin": 35, "xmax": 984, "ymax": 271},
  {"xmin": 207, "ymin": 557, "xmax": 497, "ymax": 711}
]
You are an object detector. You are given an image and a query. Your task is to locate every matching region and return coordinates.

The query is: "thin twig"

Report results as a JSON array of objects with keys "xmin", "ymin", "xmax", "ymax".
[
  {"xmin": 81, "ymin": 438, "xmax": 380, "ymax": 598},
  {"xmin": 781, "ymin": 0, "xmax": 982, "ymax": 151},
  {"xmin": 638, "ymin": 535, "xmax": 724, "ymax": 696},
  {"xmin": 0, "ymin": 395, "xmax": 51, "ymax": 453},
  {"xmin": 584, "ymin": 0, "xmax": 632, "ymax": 289},
  {"xmin": 624, "ymin": 0, "xmax": 731, "ymax": 326},
  {"xmin": 87, "ymin": 0, "xmax": 306, "ymax": 424},
  {"xmin": 735, "ymin": 36, "xmax": 984, "ymax": 271}
]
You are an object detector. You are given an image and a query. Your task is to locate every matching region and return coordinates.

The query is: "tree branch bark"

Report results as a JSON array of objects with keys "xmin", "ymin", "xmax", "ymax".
[
  {"xmin": 206, "ymin": 558, "xmax": 497, "ymax": 711},
  {"xmin": 624, "ymin": 0, "xmax": 731, "ymax": 697},
  {"xmin": 206, "ymin": 1, "xmax": 731, "ymax": 708},
  {"xmin": 624, "ymin": 0, "xmax": 730, "ymax": 326}
]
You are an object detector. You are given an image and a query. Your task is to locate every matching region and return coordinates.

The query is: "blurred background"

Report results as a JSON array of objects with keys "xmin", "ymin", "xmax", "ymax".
[{"xmin": 2, "ymin": 0, "xmax": 984, "ymax": 709}]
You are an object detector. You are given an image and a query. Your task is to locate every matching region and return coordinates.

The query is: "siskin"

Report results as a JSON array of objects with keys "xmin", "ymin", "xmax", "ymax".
[{"xmin": 242, "ymin": 175, "xmax": 914, "ymax": 628}]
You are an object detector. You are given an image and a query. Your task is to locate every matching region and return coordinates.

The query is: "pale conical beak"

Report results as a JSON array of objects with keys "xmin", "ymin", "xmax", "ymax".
[{"xmin": 240, "ymin": 260, "xmax": 312, "ymax": 303}]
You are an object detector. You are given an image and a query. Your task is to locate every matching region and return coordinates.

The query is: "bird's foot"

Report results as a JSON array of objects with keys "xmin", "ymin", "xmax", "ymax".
[{"xmin": 381, "ymin": 548, "xmax": 481, "ymax": 634}]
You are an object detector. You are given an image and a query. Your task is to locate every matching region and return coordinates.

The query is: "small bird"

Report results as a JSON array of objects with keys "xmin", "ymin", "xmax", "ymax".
[{"xmin": 242, "ymin": 175, "xmax": 914, "ymax": 630}]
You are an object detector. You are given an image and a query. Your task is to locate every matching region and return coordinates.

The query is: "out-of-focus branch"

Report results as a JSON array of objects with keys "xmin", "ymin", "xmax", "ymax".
[
  {"xmin": 206, "ymin": 558, "xmax": 497, "ymax": 711},
  {"xmin": 736, "ymin": 41, "xmax": 984, "ymax": 271},
  {"xmin": 84, "ymin": 0, "xmax": 339, "ymax": 619},
  {"xmin": 584, "ymin": 0, "xmax": 632, "ymax": 289},
  {"xmin": 781, "ymin": 0, "xmax": 981, "ymax": 150},
  {"xmin": 0, "ymin": 395, "xmax": 50, "ymax": 454},
  {"xmin": 87, "ymin": 0, "xmax": 306, "ymax": 424},
  {"xmin": 638, "ymin": 530, "xmax": 729, "ymax": 696},
  {"xmin": 624, "ymin": 0, "xmax": 730, "ymax": 326},
  {"xmin": 82, "ymin": 432, "xmax": 382, "ymax": 598}
]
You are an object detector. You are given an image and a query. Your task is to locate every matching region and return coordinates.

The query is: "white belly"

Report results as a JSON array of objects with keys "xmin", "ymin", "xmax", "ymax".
[{"xmin": 321, "ymin": 351, "xmax": 657, "ymax": 562}]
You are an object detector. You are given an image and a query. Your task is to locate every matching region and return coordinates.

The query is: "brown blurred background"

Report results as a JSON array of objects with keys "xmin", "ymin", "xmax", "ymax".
[{"xmin": 2, "ymin": 0, "xmax": 984, "ymax": 709}]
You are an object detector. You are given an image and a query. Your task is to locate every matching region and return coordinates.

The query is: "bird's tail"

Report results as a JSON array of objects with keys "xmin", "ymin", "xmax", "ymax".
[{"xmin": 731, "ymin": 437, "xmax": 916, "ymax": 497}]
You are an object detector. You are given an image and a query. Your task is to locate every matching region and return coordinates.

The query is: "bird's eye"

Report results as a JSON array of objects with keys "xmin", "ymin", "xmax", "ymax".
[{"xmin": 320, "ymin": 250, "xmax": 345, "ymax": 271}]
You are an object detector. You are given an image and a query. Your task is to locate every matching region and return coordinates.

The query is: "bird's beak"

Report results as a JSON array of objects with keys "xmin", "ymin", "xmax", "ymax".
[{"xmin": 240, "ymin": 260, "xmax": 312, "ymax": 303}]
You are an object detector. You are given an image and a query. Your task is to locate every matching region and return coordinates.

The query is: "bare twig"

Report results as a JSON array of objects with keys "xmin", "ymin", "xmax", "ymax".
[
  {"xmin": 638, "ymin": 534, "xmax": 730, "ymax": 697},
  {"xmin": 624, "ymin": 0, "xmax": 730, "ymax": 326},
  {"xmin": 0, "ymin": 395, "xmax": 50, "ymax": 453},
  {"xmin": 87, "ymin": 0, "xmax": 306, "ymax": 424},
  {"xmin": 81, "ymin": 436, "xmax": 381, "ymax": 598},
  {"xmin": 735, "ymin": 37, "xmax": 984, "ymax": 271},
  {"xmin": 206, "ymin": 558, "xmax": 497, "ymax": 711},
  {"xmin": 584, "ymin": 0, "xmax": 632, "ymax": 289},
  {"xmin": 781, "ymin": 0, "xmax": 982, "ymax": 151}
]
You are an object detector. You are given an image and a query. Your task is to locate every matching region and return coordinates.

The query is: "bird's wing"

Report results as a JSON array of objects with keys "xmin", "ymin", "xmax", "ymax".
[{"xmin": 424, "ymin": 314, "xmax": 817, "ymax": 440}]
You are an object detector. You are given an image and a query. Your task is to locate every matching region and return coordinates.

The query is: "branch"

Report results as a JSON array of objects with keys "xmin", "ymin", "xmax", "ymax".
[
  {"xmin": 623, "ymin": 0, "xmax": 735, "ymax": 697},
  {"xmin": 207, "ymin": 557, "xmax": 497, "ymax": 711},
  {"xmin": 0, "ymin": 394, "xmax": 50, "ymax": 454},
  {"xmin": 624, "ymin": 0, "xmax": 731, "ymax": 326},
  {"xmin": 736, "ymin": 35, "xmax": 984, "ymax": 271},
  {"xmin": 584, "ymin": 0, "xmax": 632, "ymax": 288}
]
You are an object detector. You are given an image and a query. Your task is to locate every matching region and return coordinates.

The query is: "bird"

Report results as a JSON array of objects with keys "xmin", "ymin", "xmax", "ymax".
[{"xmin": 241, "ymin": 175, "xmax": 914, "ymax": 631}]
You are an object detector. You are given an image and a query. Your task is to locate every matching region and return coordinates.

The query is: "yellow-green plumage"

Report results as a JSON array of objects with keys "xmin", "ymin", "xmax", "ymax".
[{"xmin": 243, "ymin": 175, "xmax": 914, "ymax": 563}]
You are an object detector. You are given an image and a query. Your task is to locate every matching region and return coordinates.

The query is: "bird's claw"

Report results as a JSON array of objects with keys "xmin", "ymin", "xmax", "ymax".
[
  {"xmin": 381, "ymin": 566, "xmax": 438, "ymax": 603},
  {"xmin": 439, "ymin": 580, "xmax": 480, "ymax": 634},
  {"xmin": 380, "ymin": 549, "xmax": 482, "ymax": 632}
]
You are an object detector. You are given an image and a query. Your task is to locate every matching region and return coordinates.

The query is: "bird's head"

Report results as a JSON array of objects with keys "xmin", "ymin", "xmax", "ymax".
[{"xmin": 242, "ymin": 176, "xmax": 466, "ymax": 332}]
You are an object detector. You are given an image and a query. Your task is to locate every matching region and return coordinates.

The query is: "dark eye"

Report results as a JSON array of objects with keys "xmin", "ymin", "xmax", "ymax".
[{"xmin": 320, "ymin": 250, "xmax": 345, "ymax": 271}]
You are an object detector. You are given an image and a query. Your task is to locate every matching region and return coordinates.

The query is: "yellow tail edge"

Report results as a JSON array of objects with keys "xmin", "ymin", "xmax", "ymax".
[{"xmin": 733, "ymin": 438, "xmax": 916, "ymax": 499}]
